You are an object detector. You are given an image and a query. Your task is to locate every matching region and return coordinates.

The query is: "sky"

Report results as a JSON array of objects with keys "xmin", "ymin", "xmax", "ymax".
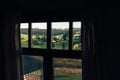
[
  {"xmin": 73, "ymin": 22, "xmax": 81, "ymax": 28},
  {"xmin": 20, "ymin": 23, "xmax": 28, "ymax": 28},
  {"xmin": 20, "ymin": 22, "xmax": 81, "ymax": 29},
  {"xmin": 32, "ymin": 23, "xmax": 47, "ymax": 29},
  {"xmin": 52, "ymin": 22, "xmax": 69, "ymax": 29}
]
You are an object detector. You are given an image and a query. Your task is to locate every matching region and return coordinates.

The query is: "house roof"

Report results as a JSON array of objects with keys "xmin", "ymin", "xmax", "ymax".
[{"xmin": 23, "ymin": 56, "xmax": 43, "ymax": 74}]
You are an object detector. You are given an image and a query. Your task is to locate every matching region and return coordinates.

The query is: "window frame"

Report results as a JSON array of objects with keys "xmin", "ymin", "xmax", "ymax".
[{"xmin": 20, "ymin": 16, "xmax": 83, "ymax": 80}]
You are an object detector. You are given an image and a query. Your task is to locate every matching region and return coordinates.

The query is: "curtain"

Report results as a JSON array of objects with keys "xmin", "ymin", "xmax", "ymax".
[
  {"xmin": 82, "ymin": 8, "xmax": 103, "ymax": 80},
  {"xmin": 2, "ymin": 13, "xmax": 23, "ymax": 80},
  {"xmin": 0, "ymin": 15, "xmax": 4, "ymax": 80}
]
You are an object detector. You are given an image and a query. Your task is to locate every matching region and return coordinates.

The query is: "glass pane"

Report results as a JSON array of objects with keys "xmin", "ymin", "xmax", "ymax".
[
  {"xmin": 32, "ymin": 23, "xmax": 47, "ymax": 49},
  {"xmin": 22, "ymin": 55, "xmax": 43, "ymax": 80},
  {"xmin": 20, "ymin": 23, "xmax": 28, "ymax": 48},
  {"xmin": 51, "ymin": 22, "xmax": 69, "ymax": 50},
  {"xmin": 72, "ymin": 22, "xmax": 81, "ymax": 50},
  {"xmin": 53, "ymin": 58, "xmax": 82, "ymax": 80}
]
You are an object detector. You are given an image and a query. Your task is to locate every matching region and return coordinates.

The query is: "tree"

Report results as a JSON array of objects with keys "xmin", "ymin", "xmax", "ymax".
[
  {"xmin": 73, "ymin": 44, "xmax": 79, "ymax": 50},
  {"xmin": 61, "ymin": 31, "xmax": 69, "ymax": 49},
  {"xmin": 62, "ymin": 31, "xmax": 68, "ymax": 40}
]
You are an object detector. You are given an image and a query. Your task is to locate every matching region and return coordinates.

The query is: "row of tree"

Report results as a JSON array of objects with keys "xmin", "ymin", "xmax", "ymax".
[{"xmin": 21, "ymin": 28, "xmax": 80, "ymax": 36}]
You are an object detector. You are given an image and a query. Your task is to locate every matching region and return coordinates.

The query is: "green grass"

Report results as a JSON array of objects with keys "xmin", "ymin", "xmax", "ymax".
[
  {"xmin": 31, "ymin": 44, "xmax": 47, "ymax": 49},
  {"xmin": 55, "ymin": 34, "xmax": 63, "ymax": 40},
  {"xmin": 52, "ymin": 40, "xmax": 69, "ymax": 50},
  {"xmin": 20, "ymin": 33, "xmax": 81, "ymax": 50},
  {"xmin": 21, "ymin": 34, "xmax": 28, "ymax": 47},
  {"xmin": 21, "ymin": 41, "xmax": 28, "ymax": 47},
  {"xmin": 21, "ymin": 34, "xmax": 28, "ymax": 41},
  {"xmin": 54, "ymin": 72, "xmax": 82, "ymax": 80}
]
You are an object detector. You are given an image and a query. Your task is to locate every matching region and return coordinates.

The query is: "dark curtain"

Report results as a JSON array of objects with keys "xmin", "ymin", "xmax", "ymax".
[
  {"xmin": 82, "ymin": 8, "xmax": 103, "ymax": 80},
  {"xmin": 0, "ymin": 15, "xmax": 4, "ymax": 80},
  {"xmin": 2, "ymin": 13, "xmax": 23, "ymax": 80}
]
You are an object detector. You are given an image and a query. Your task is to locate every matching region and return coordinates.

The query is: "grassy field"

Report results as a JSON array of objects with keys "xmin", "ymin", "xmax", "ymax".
[
  {"xmin": 52, "ymin": 40, "xmax": 69, "ymax": 49},
  {"xmin": 54, "ymin": 72, "xmax": 82, "ymax": 80},
  {"xmin": 21, "ymin": 33, "xmax": 81, "ymax": 50},
  {"xmin": 21, "ymin": 34, "xmax": 28, "ymax": 47}
]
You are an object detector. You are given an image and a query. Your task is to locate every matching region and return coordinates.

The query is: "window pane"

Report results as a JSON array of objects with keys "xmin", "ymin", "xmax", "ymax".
[
  {"xmin": 20, "ymin": 23, "xmax": 28, "ymax": 48},
  {"xmin": 72, "ymin": 22, "xmax": 81, "ymax": 50},
  {"xmin": 53, "ymin": 58, "xmax": 82, "ymax": 80},
  {"xmin": 22, "ymin": 55, "xmax": 43, "ymax": 80},
  {"xmin": 32, "ymin": 23, "xmax": 47, "ymax": 49},
  {"xmin": 51, "ymin": 22, "xmax": 69, "ymax": 50}
]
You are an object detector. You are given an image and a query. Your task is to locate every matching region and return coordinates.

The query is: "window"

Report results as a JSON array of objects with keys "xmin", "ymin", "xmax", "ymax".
[
  {"xmin": 51, "ymin": 22, "xmax": 69, "ymax": 50},
  {"xmin": 72, "ymin": 22, "xmax": 81, "ymax": 50},
  {"xmin": 31, "ymin": 23, "xmax": 47, "ymax": 48},
  {"xmin": 53, "ymin": 58, "xmax": 82, "ymax": 80},
  {"xmin": 20, "ymin": 23, "xmax": 29, "ymax": 48},
  {"xmin": 22, "ymin": 56, "xmax": 43, "ymax": 80},
  {"xmin": 20, "ymin": 20, "xmax": 82, "ymax": 80}
]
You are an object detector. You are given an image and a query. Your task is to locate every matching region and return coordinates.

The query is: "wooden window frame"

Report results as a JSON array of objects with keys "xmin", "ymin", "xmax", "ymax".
[{"xmin": 20, "ymin": 16, "xmax": 83, "ymax": 80}]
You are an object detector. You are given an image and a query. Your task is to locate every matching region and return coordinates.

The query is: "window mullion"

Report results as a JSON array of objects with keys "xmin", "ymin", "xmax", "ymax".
[
  {"xmin": 43, "ymin": 56, "xmax": 53, "ymax": 80},
  {"xmin": 69, "ymin": 21, "xmax": 73, "ymax": 50},
  {"xmin": 28, "ymin": 22, "xmax": 32, "ymax": 48},
  {"xmin": 47, "ymin": 21, "xmax": 51, "ymax": 50}
]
